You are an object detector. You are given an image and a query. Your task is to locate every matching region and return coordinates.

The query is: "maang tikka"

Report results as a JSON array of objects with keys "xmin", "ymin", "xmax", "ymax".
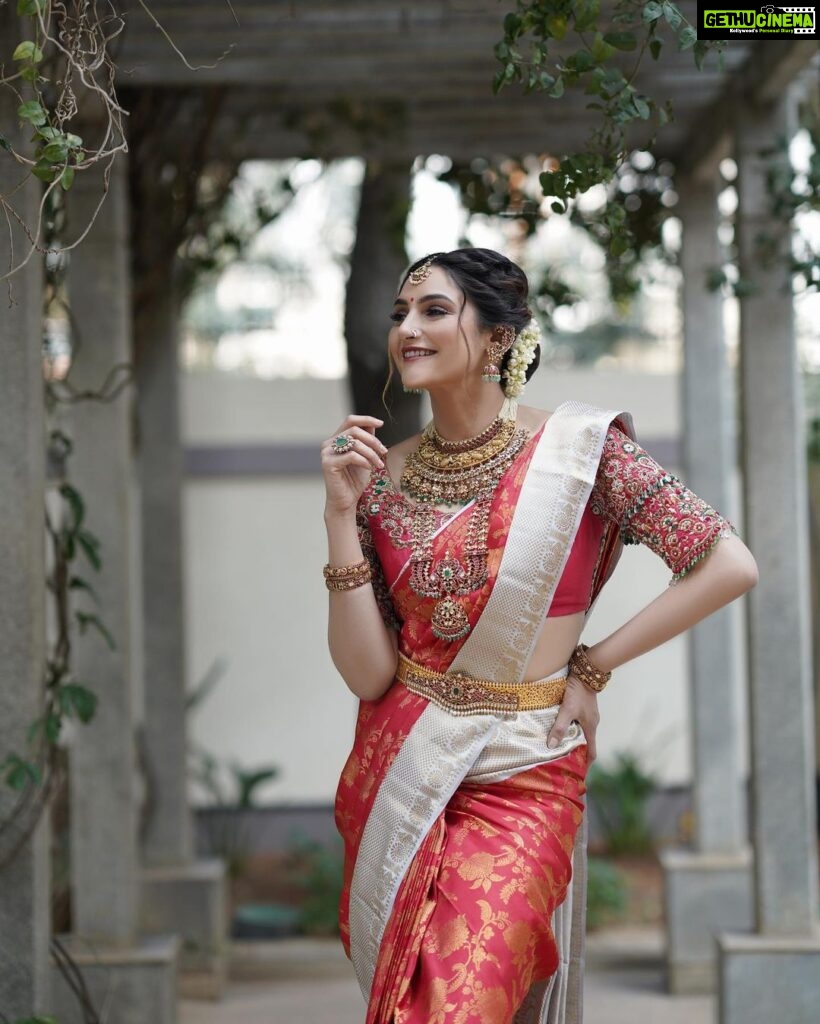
[{"xmin": 482, "ymin": 324, "xmax": 516, "ymax": 384}]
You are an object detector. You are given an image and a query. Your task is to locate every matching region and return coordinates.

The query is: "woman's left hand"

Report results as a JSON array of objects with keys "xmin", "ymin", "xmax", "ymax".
[{"xmin": 546, "ymin": 674, "xmax": 600, "ymax": 762}]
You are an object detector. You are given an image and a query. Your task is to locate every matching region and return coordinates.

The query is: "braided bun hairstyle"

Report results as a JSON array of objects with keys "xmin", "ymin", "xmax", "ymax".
[{"xmin": 398, "ymin": 247, "xmax": 541, "ymax": 385}]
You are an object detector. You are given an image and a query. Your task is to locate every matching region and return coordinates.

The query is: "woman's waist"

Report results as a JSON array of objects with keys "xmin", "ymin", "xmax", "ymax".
[{"xmin": 395, "ymin": 650, "xmax": 569, "ymax": 717}]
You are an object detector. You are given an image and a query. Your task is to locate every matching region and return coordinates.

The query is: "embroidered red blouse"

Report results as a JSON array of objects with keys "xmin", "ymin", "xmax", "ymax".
[{"xmin": 357, "ymin": 420, "xmax": 738, "ymax": 630}]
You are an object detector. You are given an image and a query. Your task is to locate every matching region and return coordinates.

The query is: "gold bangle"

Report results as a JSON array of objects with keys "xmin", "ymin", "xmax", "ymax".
[
  {"xmin": 568, "ymin": 643, "xmax": 612, "ymax": 693},
  {"xmin": 325, "ymin": 572, "xmax": 372, "ymax": 592},
  {"xmin": 323, "ymin": 558, "xmax": 370, "ymax": 580},
  {"xmin": 323, "ymin": 558, "xmax": 372, "ymax": 592}
]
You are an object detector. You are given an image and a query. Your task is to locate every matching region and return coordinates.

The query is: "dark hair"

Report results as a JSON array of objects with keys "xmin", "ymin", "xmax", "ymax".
[{"xmin": 397, "ymin": 247, "xmax": 541, "ymax": 385}]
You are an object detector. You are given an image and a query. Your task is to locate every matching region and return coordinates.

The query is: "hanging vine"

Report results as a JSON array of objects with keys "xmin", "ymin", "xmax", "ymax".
[
  {"xmin": 0, "ymin": 0, "xmax": 236, "ymax": 285},
  {"xmin": 493, "ymin": 0, "xmax": 726, "ymax": 254}
]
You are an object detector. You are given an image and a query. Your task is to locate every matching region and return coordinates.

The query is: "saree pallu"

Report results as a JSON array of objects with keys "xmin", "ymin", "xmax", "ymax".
[{"xmin": 335, "ymin": 401, "xmax": 637, "ymax": 1024}]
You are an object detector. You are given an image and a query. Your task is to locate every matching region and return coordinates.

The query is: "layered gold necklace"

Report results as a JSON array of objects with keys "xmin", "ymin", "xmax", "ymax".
[{"xmin": 400, "ymin": 415, "xmax": 530, "ymax": 642}]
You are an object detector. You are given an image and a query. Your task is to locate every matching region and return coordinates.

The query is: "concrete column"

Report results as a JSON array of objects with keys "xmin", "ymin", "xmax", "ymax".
[
  {"xmin": 661, "ymin": 174, "xmax": 753, "ymax": 994},
  {"xmin": 136, "ymin": 280, "xmax": 193, "ymax": 866},
  {"xmin": 52, "ymin": 155, "xmax": 178, "ymax": 1024},
  {"xmin": 718, "ymin": 90, "xmax": 820, "ymax": 1024},
  {"xmin": 0, "ymin": 11, "xmax": 50, "ymax": 1010},
  {"xmin": 135, "ymin": 276, "xmax": 227, "ymax": 997}
]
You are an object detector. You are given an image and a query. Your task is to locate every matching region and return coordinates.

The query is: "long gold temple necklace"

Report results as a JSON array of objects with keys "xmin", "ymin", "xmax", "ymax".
[{"xmin": 400, "ymin": 406, "xmax": 530, "ymax": 642}]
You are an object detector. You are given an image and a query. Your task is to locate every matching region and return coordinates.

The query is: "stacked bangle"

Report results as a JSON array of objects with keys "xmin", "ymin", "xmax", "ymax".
[
  {"xmin": 568, "ymin": 643, "xmax": 612, "ymax": 693},
  {"xmin": 323, "ymin": 558, "xmax": 372, "ymax": 592}
]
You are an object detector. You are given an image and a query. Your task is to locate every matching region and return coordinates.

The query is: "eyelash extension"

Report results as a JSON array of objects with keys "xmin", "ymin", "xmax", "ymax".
[{"xmin": 389, "ymin": 307, "xmax": 447, "ymax": 322}]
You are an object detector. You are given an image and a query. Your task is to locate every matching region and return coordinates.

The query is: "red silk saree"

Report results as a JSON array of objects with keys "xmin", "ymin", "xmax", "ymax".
[{"xmin": 334, "ymin": 399, "xmax": 738, "ymax": 1023}]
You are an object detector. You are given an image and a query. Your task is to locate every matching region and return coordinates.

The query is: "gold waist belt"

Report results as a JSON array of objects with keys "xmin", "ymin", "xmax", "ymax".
[{"xmin": 396, "ymin": 651, "xmax": 567, "ymax": 716}]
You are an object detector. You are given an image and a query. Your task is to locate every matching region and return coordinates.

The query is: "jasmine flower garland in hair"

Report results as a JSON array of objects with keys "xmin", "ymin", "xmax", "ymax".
[{"xmin": 502, "ymin": 318, "xmax": 541, "ymax": 398}]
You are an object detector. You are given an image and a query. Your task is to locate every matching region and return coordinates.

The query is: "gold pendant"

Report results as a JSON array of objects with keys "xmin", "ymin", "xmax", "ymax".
[{"xmin": 431, "ymin": 597, "xmax": 472, "ymax": 642}]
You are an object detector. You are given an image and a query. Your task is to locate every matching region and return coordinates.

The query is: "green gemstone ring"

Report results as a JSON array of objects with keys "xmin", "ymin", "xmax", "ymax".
[{"xmin": 332, "ymin": 434, "xmax": 355, "ymax": 455}]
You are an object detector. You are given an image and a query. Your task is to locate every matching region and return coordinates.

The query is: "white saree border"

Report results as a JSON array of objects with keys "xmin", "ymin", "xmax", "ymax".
[
  {"xmin": 449, "ymin": 400, "xmax": 632, "ymax": 685},
  {"xmin": 348, "ymin": 401, "xmax": 635, "ymax": 1010}
]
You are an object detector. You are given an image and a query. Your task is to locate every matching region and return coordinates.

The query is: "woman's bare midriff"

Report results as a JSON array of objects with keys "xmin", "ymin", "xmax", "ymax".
[
  {"xmin": 385, "ymin": 405, "xmax": 584, "ymax": 681},
  {"xmin": 522, "ymin": 610, "xmax": 586, "ymax": 681}
]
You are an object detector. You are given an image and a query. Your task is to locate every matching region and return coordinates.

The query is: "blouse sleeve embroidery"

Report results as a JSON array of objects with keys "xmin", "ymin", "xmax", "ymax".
[
  {"xmin": 355, "ymin": 492, "xmax": 402, "ymax": 631},
  {"xmin": 589, "ymin": 423, "xmax": 740, "ymax": 586}
]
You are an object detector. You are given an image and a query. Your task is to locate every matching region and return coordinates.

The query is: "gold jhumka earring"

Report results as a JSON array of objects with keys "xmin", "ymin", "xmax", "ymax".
[{"xmin": 482, "ymin": 324, "xmax": 515, "ymax": 384}]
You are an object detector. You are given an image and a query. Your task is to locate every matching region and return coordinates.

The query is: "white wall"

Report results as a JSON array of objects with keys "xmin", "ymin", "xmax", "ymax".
[{"xmin": 181, "ymin": 369, "xmax": 748, "ymax": 804}]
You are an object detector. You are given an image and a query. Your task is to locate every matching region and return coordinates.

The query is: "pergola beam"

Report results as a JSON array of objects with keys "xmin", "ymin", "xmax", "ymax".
[{"xmin": 673, "ymin": 40, "xmax": 818, "ymax": 180}]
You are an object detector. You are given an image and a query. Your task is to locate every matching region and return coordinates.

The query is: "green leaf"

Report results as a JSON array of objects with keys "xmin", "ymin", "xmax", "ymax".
[
  {"xmin": 75, "ymin": 611, "xmax": 116, "ymax": 650},
  {"xmin": 60, "ymin": 483, "xmax": 85, "ymax": 528},
  {"xmin": 76, "ymin": 529, "xmax": 101, "ymax": 571},
  {"xmin": 503, "ymin": 12, "xmax": 521, "ymax": 36},
  {"xmin": 59, "ymin": 683, "xmax": 98, "ymax": 723},
  {"xmin": 0, "ymin": 133, "xmax": 11, "ymax": 152},
  {"xmin": 546, "ymin": 14, "xmax": 568, "ymax": 40},
  {"xmin": 693, "ymin": 40, "xmax": 709, "ymax": 70},
  {"xmin": 3, "ymin": 754, "xmax": 41, "ymax": 790},
  {"xmin": 572, "ymin": 49, "xmax": 595, "ymax": 73},
  {"xmin": 31, "ymin": 160, "xmax": 57, "ymax": 182},
  {"xmin": 60, "ymin": 166, "xmax": 75, "ymax": 190},
  {"xmin": 65, "ymin": 133, "xmax": 83, "ymax": 149},
  {"xmin": 634, "ymin": 96, "xmax": 651, "ymax": 119},
  {"xmin": 17, "ymin": 100, "xmax": 47, "ymax": 126},
  {"xmin": 642, "ymin": 1, "xmax": 664, "ymax": 21},
  {"xmin": 20, "ymin": 65, "xmax": 41, "ymax": 82},
  {"xmin": 44, "ymin": 713, "xmax": 61, "ymax": 743},
  {"xmin": 13, "ymin": 40, "xmax": 36, "ymax": 61},
  {"xmin": 591, "ymin": 32, "xmax": 615, "ymax": 63},
  {"xmin": 603, "ymin": 32, "xmax": 637, "ymax": 50},
  {"xmin": 68, "ymin": 575, "xmax": 99, "ymax": 603},
  {"xmin": 548, "ymin": 77, "xmax": 564, "ymax": 99},
  {"xmin": 41, "ymin": 139, "xmax": 68, "ymax": 162},
  {"xmin": 662, "ymin": 2, "xmax": 682, "ymax": 31},
  {"xmin": 678, "ymin": 26, "xmax": 697, "ymax": 50},
  {"xmin": 611, "ymin": 234, "xmax": 631, "ymax": 257},
  {"xmin": 650, "ymin": 38, "xmax": 662, "ymax": 60},
  {"xmin": 17, "ymin": 0, "xmax": 49, "ymax": 14},
  {"xmin": 550, "ymin": 200, "xmax": 566, "ymax": 214},
  {"xmin": 574, "ymin": 0, "xmax": 601, "ymax": 32}
]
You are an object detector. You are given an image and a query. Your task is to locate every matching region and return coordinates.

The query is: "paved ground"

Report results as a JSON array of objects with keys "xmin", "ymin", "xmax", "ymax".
[{"xmin": 180, "ymin": 926, "xmax": 715, "ymax": 1024}]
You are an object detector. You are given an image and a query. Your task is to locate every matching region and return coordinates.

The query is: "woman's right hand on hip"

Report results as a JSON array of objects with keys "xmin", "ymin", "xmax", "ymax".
[{"xmin": 321, "ymin": 415, "xmax": 388, "ymax": 517}]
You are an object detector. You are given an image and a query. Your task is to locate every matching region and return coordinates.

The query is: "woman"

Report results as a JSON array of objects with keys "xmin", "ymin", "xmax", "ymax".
[{"xmin": 321, "ymin": 248, "xmax": 758, "ymax": 1024}]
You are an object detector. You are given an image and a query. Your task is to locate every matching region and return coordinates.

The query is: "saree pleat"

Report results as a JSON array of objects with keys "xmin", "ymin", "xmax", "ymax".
[{"xmin": 388, "ymin": 746, "xmax": 588, "ymax": 1024}]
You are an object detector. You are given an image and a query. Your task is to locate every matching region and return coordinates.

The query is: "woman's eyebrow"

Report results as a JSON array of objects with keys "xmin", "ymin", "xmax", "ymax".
[{"xmin": 393, "ymin": 293, "xmax": 454, "ymax": 307}]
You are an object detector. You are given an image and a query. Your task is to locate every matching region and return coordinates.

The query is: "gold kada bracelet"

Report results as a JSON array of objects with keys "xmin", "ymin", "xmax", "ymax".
[
  {"xmin": 323, "ymin": 558, "xmax": 372, "ymax": 592},
  {"xmin": 568, "ymin": 643, "xmax": 612, "ymax": 693}
]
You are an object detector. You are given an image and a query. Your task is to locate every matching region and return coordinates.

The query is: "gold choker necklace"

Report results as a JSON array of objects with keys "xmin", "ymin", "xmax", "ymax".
[{"xmin": 401, "ymin": 417, "xmax": 529, "ymax": 507}]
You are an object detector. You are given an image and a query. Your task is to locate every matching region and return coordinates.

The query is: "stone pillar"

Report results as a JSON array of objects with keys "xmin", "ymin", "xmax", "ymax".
[
  {"xmin": 661, "ymin": 174, "xmax": 753, "ymax": 994},
  {"xmin": 51, "ymin": 155, "xmax": 178, "ymax": 1024},
  {"xmin": 134, "ymin": 268, "xmax": 227, "ymax": 998},
  {"xmin": 0, "ymin": 12, "xmax": 50, "ymax": 1010},
  {"xmin": 136, "ymin": 282, "xmax": 192, "ymax": 866},
  {"xmin": 717, "ymin": 91, "xmax": 820, "ymax": 1024}
]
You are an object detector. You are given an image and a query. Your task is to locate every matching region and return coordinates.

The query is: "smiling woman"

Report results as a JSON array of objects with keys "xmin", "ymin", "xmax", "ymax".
[{"xmin": 319, "ymin": 247, "xmax": 757, "ymax": 1024}]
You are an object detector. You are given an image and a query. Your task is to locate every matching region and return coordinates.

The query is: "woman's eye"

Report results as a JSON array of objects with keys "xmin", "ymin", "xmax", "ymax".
[
  {"xmin": 388, "ymin": 306, "xmax": 447, "ymax": 323},
  {"xmin": 389, "ymin": 313, "xmax": 404, "ymax": 323}
]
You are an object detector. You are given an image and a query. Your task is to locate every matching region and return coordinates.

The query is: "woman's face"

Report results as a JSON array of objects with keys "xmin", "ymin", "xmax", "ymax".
[{"xmin": 388, "ymin": 265, "xmax": 492, "ymax": 393}]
